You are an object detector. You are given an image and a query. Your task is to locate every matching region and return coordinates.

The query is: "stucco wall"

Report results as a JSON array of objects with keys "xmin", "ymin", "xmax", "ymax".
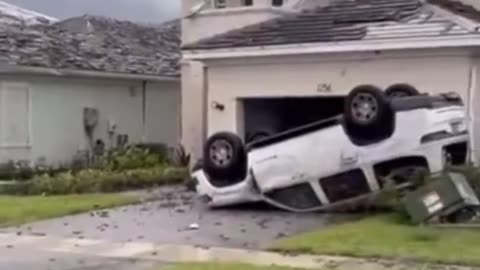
[
  {"xmin": 0, "ymin": 75, "xmax": 180, "ymax": 166},
  {"xmin": 181, "ymin": 61, "xmax": 208, "ymax": 164},
  {"xmin": 182, "ymin": 0, "xmax": 292, "ymax": 44},
  {"xmin": 146, "ymin": 81, "xmax": 181, "ymax": 145},
  {"xmin": 472, "ymin": 58, "xmax": 480, "ymax": 162},
  {"xmin": 182, "ymin": 9, "xmax": 284, "ymax": 45},
  {"xmin": 204, "ymin": 50, "xmax": 471, "ymax": 137}
]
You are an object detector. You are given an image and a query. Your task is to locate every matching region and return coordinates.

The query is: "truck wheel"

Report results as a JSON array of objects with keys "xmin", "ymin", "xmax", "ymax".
[
  {"xmin": 203, "ymin": 132, "xmax": 247, "ymax": 180},
  {"xmin": 385, "ymin": 83, "xmax": 420, "ymax": 98},
  {"xmin": 345, "ymin": 85, "xmax": 390, "ymax": 127},
  {"xmin": 344, "ymin": 85, "xmax": 393, "ymax": 140}
]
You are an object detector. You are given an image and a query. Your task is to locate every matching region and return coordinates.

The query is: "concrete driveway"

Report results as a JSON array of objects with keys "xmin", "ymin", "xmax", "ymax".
[
  {"xmin": 0, "ymin": 186, "xmax": 356, "ymax": 270},
  {"xmin": 7, "ymin": 186, "xmax": 354, "ymax": 249}
]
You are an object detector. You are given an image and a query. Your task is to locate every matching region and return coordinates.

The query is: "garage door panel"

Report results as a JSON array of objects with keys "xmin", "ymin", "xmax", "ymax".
[{"xmin": 207, "ymin": 54, "xmax": 470, "ymax": 138}]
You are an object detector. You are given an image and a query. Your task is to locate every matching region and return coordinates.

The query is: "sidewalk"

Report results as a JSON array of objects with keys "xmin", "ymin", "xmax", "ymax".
[{"xmin": 1, "ymin": 232, "xmax": 478, "ymax": 270}]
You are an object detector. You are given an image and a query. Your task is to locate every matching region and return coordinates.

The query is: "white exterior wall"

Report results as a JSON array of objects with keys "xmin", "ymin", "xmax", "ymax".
[
  {"xmin": 146, "ymin": 81, "xmax": 181, "ymax": 145},
  {"xmin": 205, "ymin": 49, "xmax": 471, "ymax": 137},
  {"xmin": 182, "ymin": 8, "xmax": 286, "ymax": 45},
  {"xmin": 182, "ymin": 0, "xmax": 293, "ymax": 44},
  {"xmin": 0, "ymin": 75, "xmax": 180, "ymax": 166},
  {"xmin": 471, "ymin": 58, "xmax": 480, "ymax": 162},
  {"xmin": 181, "ymin": 61, "xmax": 208, "ymax": 164}
]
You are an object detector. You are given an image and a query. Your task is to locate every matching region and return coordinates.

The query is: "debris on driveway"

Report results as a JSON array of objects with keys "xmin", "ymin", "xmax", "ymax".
[
  {"xmin": 187, "ymin": 223, "xmax": 199, "ymax": 231},
  {"xmin": 7, "ymin": 185, "xmax": 357, "ymax": 250}
]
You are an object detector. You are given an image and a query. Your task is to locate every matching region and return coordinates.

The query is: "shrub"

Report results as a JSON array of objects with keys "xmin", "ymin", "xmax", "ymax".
[
  {"xmin": 170, "ymin": 144, "xmax": 191, "ymax": 167},
  {"xmin": 1, "ymin": 166, "xmax": 189, "ymax": 196},
  {"xmin": 102, "ymin": 146, "xmax": 166, "ymax": 171},
  {"xmin": 133, "ymin": 143, "xmax": 169, "ymax": 160},
  {"xmin": 0, "ymin": 181, "xmax": 30, "ymax": 195},
  {"xmin": 374, "ymin": 178, "xmax": 408, "ymax": 215},
  {"xmin": 373, "ymin": 167, "xmax": 431, "ymax": 217},
  {"xmin": 0, "ymin": 161, "xmax": 34, "ymax": 181}
]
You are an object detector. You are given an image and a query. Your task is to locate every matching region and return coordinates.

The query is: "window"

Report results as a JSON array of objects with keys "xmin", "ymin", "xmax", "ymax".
[
  {"xmin": 0, "ymin": 82, "xmax": 30, "ymax": 146},
  {"xmin": 244, "ymin": 0, "xmax": 253, "ymax": 6},
  {"xmin": 214, "ymin": 0, "xmax": 227, "ymax": 8},
  {"xmin": 272, "ymin": 0, "xmax": 284, "ymax": 6}
]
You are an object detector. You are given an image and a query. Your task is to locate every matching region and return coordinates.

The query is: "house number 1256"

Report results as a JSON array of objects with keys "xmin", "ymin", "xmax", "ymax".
[{"xmin": 317, "ymin": 83, "xmax": 332, "ymax": 93}]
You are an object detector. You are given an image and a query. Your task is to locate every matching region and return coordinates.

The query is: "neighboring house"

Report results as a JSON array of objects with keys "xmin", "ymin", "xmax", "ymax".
[
  {"xmin": 0, "ymin": 0, "xmax": 57, "ymax": 25},
  {"xmin": 0, "ymin": 14, "xmax": 181, "ymax": 166},
  {"xmin": 181, "ymin": 0, "xmax": 480, "ymax": 164}
]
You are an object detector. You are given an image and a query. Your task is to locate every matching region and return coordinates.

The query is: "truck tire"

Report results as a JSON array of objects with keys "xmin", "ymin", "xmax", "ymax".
[
  {"xmin": 203, "ymin": 132, "xmax": 247, "ymax": 181},
  {"xmin": 344, "ymin": 85, "xmax": 393, "ymax": 140},
  {"xmin": 385, "ymin": 83, "xmax": 420, "ymax": 98}
]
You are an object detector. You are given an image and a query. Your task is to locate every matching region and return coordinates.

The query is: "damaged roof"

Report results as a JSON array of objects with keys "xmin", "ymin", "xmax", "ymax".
[
  {"xmin": 428, "ymin": 0, "xmax": 480, "ymax": 22},
  {"xmin": 183, "ymin": 0, "xmax": 480, "ymax": 50},
  {"xmin": 0, "ymin": 15, "xmax": 181, "ymax": 77}
]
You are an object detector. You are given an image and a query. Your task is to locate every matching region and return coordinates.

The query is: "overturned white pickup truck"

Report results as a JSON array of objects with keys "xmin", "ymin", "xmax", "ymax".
[{"xmin": 192, "ymin": 85, "xmax": 469, "ymax": 212}]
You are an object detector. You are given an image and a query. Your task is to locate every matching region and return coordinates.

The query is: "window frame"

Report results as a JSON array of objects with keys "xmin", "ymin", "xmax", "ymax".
[
  {"xmin": 214, "ymin": 0, "xmax": 227, "ymax": 8},
  {"xmin": 272, "ymin": 0, "xmax": 284, "ymax": 6},
  {"xmin": 243, "ymin": 0, "xmax": 253, "ymax": 6},
  {"xmin": 0, "ymin": 82, "xmax": 32, "ymax": 148}
]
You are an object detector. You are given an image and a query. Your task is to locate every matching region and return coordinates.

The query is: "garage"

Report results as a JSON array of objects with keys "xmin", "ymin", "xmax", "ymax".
[
  {"xmin": 242, "ymin": 97, "xmax": 344, "ymax": 143},
  {"xmin": 181, "ymin": 0, "xmax": 480, "ymax": 163},
  {"xmin": 202, "ymin": 50, "xmax": 470, "ymax": 138}
]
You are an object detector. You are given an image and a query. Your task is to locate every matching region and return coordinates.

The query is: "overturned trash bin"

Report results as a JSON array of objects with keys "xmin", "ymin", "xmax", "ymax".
[{"xmin": 404, "ymin": 172, "xmax": 480, "ymax": 224}]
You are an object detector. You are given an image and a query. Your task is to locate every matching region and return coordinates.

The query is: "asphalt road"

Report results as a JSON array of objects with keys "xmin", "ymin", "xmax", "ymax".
[{"xmin": 0, "ymin": 186, "xmax": 356, "ymax": 270}]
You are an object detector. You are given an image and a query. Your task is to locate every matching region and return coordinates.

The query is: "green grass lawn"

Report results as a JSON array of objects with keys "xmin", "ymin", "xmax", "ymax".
[
  {"xmin": 0, "ymin": 194, "xmax": 138, "ymax": 227},
  {"xmin": 273, "ymin": 214, "xmax": 480, "ymax": 266},
  {"xmin": 162, "ymin": 263, "xmax": 309, "ymax": 270}
]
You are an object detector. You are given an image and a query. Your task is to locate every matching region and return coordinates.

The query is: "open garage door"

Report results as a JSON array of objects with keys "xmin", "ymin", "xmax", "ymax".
[{"xmin": 242, "ymin": 96, "xmax": 344, "ymax": 143}]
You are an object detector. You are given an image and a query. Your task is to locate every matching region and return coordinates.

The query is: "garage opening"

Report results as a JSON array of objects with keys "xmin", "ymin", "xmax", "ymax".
[{"xmin": 242, "ymin": 97, "xmax": 345, "ymax": 143}]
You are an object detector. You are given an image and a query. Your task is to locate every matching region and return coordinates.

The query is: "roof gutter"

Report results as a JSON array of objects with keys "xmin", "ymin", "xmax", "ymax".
[
  {"xmin": 0, "ymin": 64, "xmax": 179, "ymax": 82},
  {"xmin": 183, "ymin": 35, "xmax": 480, "ymax": 60}
]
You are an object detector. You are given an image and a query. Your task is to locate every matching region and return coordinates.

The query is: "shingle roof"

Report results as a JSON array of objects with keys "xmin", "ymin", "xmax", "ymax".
[
  {"xmin": 428, "ymin": 0, "xmax": 480, "ymax": 22},
  {"xmin": 0, "ymin": 15, "xmax": 181, "ymax": 77},
  {"xmin": 182, "ymin": 0, "xmax": 480, "ymax": 50}
]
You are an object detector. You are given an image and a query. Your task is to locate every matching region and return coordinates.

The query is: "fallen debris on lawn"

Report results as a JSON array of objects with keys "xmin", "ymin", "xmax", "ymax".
[{"xmin": 404, "ymin": 172, "xmax": 480, "ymax": 225}]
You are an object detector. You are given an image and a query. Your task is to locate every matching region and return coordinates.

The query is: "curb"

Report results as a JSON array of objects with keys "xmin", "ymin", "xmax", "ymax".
[{"xmin": 0, "ymin": 232, "xmax": 478, "ymax": 270}]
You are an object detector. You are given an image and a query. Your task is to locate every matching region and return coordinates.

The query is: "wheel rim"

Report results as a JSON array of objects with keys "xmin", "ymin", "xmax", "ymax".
[
  {"xmin": 209, "ymin": 139, "xmax": 234, "ymax": 168},
  {"xmin": 351, "ymin": 93, "xmax": 379, "ymax": 123}
]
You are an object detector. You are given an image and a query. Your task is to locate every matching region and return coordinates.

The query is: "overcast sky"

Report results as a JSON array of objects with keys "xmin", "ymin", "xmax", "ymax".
[{"xmin": 3, "ymin": 0, "xmax": 180, "ymax": 23}]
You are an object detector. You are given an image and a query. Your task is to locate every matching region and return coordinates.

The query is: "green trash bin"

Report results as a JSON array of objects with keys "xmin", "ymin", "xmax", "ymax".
[{"xmin": 403, "ymin": 172, "xmax": 480, "ymax": 224}]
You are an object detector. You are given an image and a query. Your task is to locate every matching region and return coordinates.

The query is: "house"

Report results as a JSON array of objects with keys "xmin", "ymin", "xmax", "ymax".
[
  {"xmin": 0, "ymin": 0, "xmax": 57, "ymax": 25},
  {"xmin": 0, "ymin": 15, "xmax": 181, "ymax": 166},
  {"xmin": 181, "ymin": 0, "xmax": 480, "ymax": 164}
]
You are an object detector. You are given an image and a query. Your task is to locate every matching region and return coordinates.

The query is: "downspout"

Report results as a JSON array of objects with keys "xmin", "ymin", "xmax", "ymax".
[
  {"xmin": 142, "ymin": 80, "xmax": 147, "ymax": 142},
  {"xmin": 467, "ymin": 60, "xmax": 477, "ymax": 165}
]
